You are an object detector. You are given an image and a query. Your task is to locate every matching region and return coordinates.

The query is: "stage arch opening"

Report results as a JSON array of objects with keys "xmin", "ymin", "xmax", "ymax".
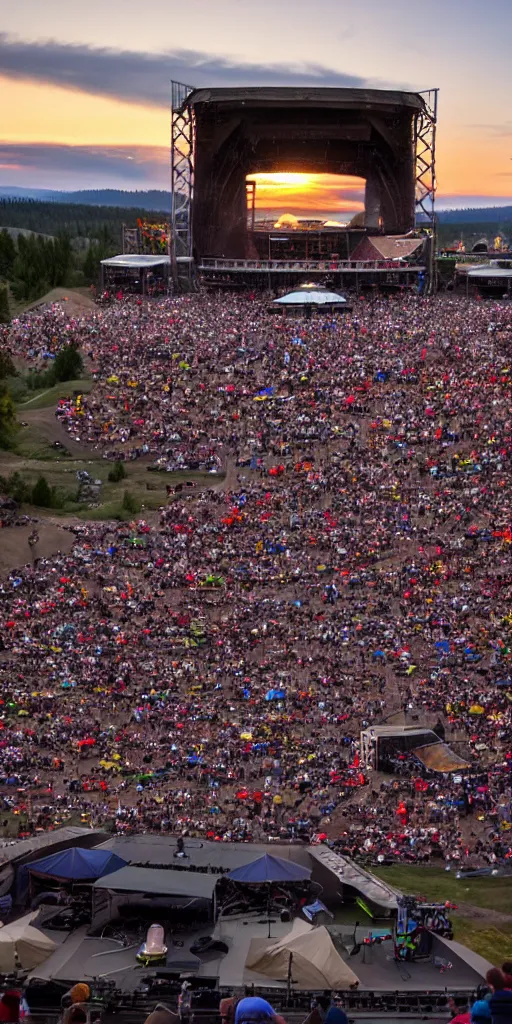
[{"xmin": 246, "ymin": 172, "xmax": 367, "ymax": 261}]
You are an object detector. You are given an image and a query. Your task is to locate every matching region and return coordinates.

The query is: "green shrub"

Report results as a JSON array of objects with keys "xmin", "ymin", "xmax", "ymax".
[
  {"xmin": 6, "ymin": 472, "xmax": 32, "ymax": 503},
  {"xmin": 32, "ymin": 475, "xmax": 54, "ymax": 507},
  {"xmin": 53, "ymin": 345, "xmax": 83, "ymax": 382},
  {"xmin": 26, "ymin": 367, "xmax": 56, "ymax": 390},
  {"xmin": 121, "ymin": 490, "xmax": 139, "ymax": 515},
  {"xmin": 108, "ymin": 460, "xmax": 127, "ymax": 483},
  {"xmin": 0, "ymin": 386, "xmax": 17, "ymax": 450},
  {"xmin": 0, "ymin": 286, "xmax": 10, "ymax": 325},
  {"xmin": 0, "ymin": 350, "xmax": 15, "ymax": 378}
]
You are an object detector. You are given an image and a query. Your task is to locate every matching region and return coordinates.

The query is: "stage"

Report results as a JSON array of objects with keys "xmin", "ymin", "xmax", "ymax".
[{"xmin": 29, "ymin": 914, "xmax": 487, "ymax": 995}]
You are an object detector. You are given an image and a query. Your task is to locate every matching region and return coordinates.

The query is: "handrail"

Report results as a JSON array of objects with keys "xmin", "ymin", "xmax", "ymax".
[{"xmin": 198, "ymin": 258, "xmax": 417, "ymax": 271}]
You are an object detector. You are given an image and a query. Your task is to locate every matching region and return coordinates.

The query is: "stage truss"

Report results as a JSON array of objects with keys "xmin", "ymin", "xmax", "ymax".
[
  {"xmin": 414, "ymin": 89, "xmax": 438, "ymax": 292},
  {"xmin": 171, "ymin": 81, "xmax": 195, "ymax": 287},
  {"xmin": 414, "ymin": 89, "xmax": 438, "ymax": 228}
]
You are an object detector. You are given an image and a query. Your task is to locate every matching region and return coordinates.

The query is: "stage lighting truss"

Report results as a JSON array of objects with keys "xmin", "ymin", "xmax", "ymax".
[
  {"xmin": 171, "ymin": 81, "xmax": 195, "ymax": 281},
  {"xmin": 414, "ymin": 89, "xmax": 438, "ymax": 231}
]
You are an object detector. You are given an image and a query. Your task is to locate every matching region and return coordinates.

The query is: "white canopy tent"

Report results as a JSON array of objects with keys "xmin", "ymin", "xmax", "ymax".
[
  {"xmin": 274, "ymin": 284, "xmax": 348, "ymax": 307},
  {"xmin": 100, "ymin": 255, "xmax": 171, "ymax": 270},
  {"xmin": 0, "ymin": 913, "xmax": 56, "ymax": 972},
  {"xmin": 245, "ymin": 918, "xmax": 359, "ymax": 989}
]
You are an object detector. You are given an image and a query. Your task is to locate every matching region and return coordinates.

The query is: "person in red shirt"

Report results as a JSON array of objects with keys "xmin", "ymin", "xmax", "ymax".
[
  {"xmin": 0, "ymin": 991, "xmax": 21, "ymax": 1023},
  {"xmin": 446, "ymin": 996, "xmax": 470, "ymax": 1024}
]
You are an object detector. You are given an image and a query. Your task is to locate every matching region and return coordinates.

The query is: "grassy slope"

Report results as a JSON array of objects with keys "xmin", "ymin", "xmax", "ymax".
[
  {"xmin": 451, "ymin": 920, "xmax": 512, "ymax": 965},
  {"xmin": 17, "ymin": 378, "xmax": 93, "ymax": 411},
  {"xmin": 373, "ymin": 866, "xmax": 512, "ymax": 913},
  {"xmin": 373, "ymin": 865, "xmax": 512, "ymax": 964},
  {"xmin": 1, "ymin": 374, "xmax": 224, "ymax": 519},
  {"xmin": 0, "ymin": 436, "xmax": 223, "ymax": 520}
]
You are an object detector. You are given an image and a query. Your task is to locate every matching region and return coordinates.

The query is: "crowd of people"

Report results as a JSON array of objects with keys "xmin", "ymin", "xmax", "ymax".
[{"xmin": 0, "ymin": 291, "xmax": 511, "ymax": 868}]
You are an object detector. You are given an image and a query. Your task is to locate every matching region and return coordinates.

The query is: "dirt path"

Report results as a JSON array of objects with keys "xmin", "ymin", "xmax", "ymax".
[
  {"xmin": 456, "ymin": 902, "xmax": 512, "ymax": 926},
  {"xmin": 21, "ymin": 406, "xmax": 95, "ymax": 459},
  {"xmin": 21, "ymin": 287, "xmax": 97, "ymax": 317},
  {"xmin": 0, "ymin": 522, "xmax": 75, "ymax": 575}
]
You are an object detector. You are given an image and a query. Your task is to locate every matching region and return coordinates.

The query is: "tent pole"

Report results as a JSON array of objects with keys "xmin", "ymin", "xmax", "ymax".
[{"xmin": 286, "ymin": 952, "xmax": 293, "ymax": 1003}]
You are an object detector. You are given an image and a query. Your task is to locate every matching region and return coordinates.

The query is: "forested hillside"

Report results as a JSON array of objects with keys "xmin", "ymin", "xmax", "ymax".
[{"xmin": 0, "ymin": 199, "xmax": 168, "ymax": 243}]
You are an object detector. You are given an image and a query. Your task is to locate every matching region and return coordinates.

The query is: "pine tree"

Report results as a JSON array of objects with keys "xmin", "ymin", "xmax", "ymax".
[
  {"xmin": 0, "ymin": 286, "xmax": 10, "ymax": 324},
  {"xmin": 0, "ymin": 385, "xmax": 16, "ymax": 450},
  {"xmin": 83, "ymin": 243, "xmax": 100, "ymax": 284},
  {"xmin": 53, "ymin": 345, "xmax": 83, "ymax": 382},
  {"xmin": 0, "ymin": 231, "xmax": 16, "ymax": 280},
  {"xmin": 0, "ymin": 349, "xmax": 15, "ymax": 378},
  {"xmin": 122, "ymin": 490, "xmax": 139, "ymax": 515},
  {"xmin": 31, "ymin": 476, "xmax": 53, "ymax": 508}
]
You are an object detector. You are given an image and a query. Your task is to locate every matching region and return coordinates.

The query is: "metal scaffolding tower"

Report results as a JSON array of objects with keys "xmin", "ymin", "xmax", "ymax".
[
  {"xmin": 171, "ymin": 81, "xmax": 195, "ymax": 290},
  {"xmin": 415, "ymin": 88, "xmax": 439, "ymax": 291}
]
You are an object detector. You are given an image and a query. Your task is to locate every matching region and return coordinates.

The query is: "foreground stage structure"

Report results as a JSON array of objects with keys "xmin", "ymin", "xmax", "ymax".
[
  {"xmin": 25, "ymin": 838, "xmax": 488, "ymax": 1013},
  {"xmin": 170, "ymin": 84, "xmax": 437, "ymax": 289}
]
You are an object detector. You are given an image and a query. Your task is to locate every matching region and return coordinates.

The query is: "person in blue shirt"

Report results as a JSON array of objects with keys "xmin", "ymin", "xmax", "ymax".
[
  {"xmin": 234, "ymin": 998, "xmax": 286, "ymax": 1024},
  {"xmin": 486, "ymin": 968, "xmax": 512, "ymax": 1024},
  {"xmin": 324, "ymin": 1005, "xmax": 349, "ymax": 1024},
  {"xmin": 470, "ymin": 1000, "xmax": 491, "ymax": 1024}
]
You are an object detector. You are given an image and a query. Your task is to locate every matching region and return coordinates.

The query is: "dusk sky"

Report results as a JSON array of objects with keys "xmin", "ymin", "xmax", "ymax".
[{"xmin": 2, "ymin": 0, "xmax": 512, "ymax": 214}]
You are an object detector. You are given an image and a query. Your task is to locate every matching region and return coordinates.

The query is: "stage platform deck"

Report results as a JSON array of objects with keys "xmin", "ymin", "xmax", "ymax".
[
  {"xmin": 29, "ymin": 916, "xmax": 486, "ymax": 995},
  {"xmin": 96, "ymin": 836, "xmax": 310, "ymax": 870}
]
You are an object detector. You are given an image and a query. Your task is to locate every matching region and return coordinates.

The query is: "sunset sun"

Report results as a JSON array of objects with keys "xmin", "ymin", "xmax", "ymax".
[{"xmin": 246, "ymin": 172, "xmax": 365, "ymax": 216}]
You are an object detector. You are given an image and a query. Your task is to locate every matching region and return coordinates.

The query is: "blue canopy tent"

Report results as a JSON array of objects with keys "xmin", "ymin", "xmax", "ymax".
[
  {"xmin": 227, "ymin": 855, "xmax": 311, "ymax": 938},
  {"xmin": 227, "ymin": 854, "xmax": 311, "ymax": 884},
  {"xmin": 28, "ymin": 847, "xmax": 126, "ymax": 883},
  {"xmin": 265, "ymin": 689, "xmax": 286, "ymax": 702}
]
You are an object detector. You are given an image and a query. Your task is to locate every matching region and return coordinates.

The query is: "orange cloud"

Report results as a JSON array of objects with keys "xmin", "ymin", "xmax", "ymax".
[
  {"xmin": 247, "ymin": 172, "xmax": 365, "ymax": 214},
  {"xmin": 2, "ymin": 70, "xmax": 512, "ymax": 204},
  {"xmin": 0, "ymin": 75, "xmax": 168, "ymax": 146}
]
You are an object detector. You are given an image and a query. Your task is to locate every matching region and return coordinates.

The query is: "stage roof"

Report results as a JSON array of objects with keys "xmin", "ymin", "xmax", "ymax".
[
  {"xmin": 468, "ymin": 264, "xmax": 512, "ymax": 279},
  {"xmin": 96, "ymin": 835, "xmax": 309, "ymax": 871},
  {"xmin": 101, "ymin": 255, "xmax": 170, "ymax": 269},
  {"xmin": 309, "ymin": 847, "xmax": 398, "ymax": 910},
  {"xmin": 0, "ymin": 827, "xmax": 106, "ymax": 867},
  {"xmin": 93, "ymin": 865, "xmax": 217, "ymax": 899},
  {"xmin": 186, "ymin": 87, "xmax": 424, "ymax": 112},
  {"xmin": 413, "ymin": 741, "xmax": 469, "ymax": 773},
  {"xmin": 367, "ymin": 236, "xmax": 424, "ymax": 259}
]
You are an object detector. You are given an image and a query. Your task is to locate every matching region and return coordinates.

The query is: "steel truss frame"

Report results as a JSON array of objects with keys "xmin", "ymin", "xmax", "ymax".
[
  {"xmin": 414, "ymin": 89, "xmax": 438, "ymax": 292},
  {"xmin": 414, "ymin": 89, "xmax": 438, "ymax": 229},
  {"xmin": 171, "ymin": 81, "xmax": 195, "ymax": 288}
]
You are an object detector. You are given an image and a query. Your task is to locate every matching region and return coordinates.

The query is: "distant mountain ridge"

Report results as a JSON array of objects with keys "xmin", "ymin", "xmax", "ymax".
[
  {"xmin": 437, "ymin": 206, "xmax": 512, "ymax": 224},
  {"xmin": 1, "ymin": 188, "xmax": 512, "ymax": 223},
  {"xmin": 0, "ymin": 187, "xmax": 171, "ymax": 211}
]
